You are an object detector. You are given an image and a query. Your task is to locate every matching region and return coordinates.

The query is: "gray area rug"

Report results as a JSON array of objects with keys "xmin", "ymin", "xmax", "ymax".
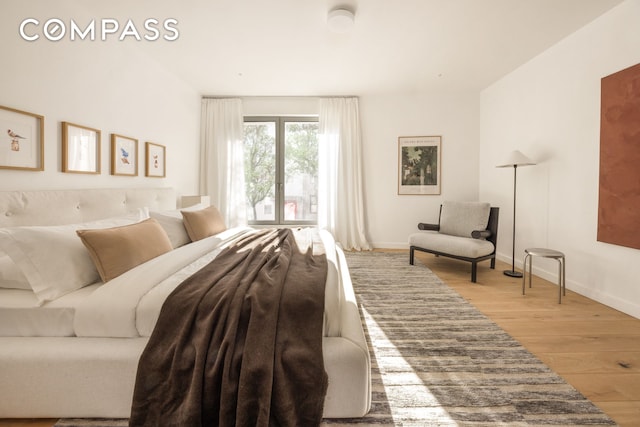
[{"xmin": 55, "ymin": 252, "xmax": 617, "ymax": 427}]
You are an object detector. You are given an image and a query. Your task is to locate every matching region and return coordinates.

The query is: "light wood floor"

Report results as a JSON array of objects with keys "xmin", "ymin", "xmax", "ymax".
[
  {"xmin": 2, "ymin": 251, "xmax": 639, "ymax": 427},
  {"xmin": 413, "ymin": 251, "xmax": 640, "ymax": 427}
]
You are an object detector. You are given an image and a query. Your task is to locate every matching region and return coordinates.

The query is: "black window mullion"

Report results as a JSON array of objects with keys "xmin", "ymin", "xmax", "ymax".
[{"xmin": 275, "ymin": 118, "xmax": 285, "ymax": 225}]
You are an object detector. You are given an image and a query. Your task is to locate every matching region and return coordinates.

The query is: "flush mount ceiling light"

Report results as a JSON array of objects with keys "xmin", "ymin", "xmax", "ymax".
[{"xmin": 327, "ymin": 8, "xmax": 355, "ymax": 33}]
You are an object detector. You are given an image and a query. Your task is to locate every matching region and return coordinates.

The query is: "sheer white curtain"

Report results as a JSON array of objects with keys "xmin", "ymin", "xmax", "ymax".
[
  {"xmin": 318, "ymin": 97, "xmax": 371, "ymax": 250},
  {"xmin": 199, "ymin": 98, "xmax": 247, "ymax": 227}
]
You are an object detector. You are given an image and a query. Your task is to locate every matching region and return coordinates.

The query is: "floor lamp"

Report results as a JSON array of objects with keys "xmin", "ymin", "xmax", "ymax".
[{"xmin": 496, "ymin": 150, "xmax": 536, "ymax": 278}]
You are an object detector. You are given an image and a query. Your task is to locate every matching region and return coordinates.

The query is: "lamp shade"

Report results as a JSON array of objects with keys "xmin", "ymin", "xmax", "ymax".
[{"xmin": 496, "ymin": 150, "xmax": 536, "ymax": 168}]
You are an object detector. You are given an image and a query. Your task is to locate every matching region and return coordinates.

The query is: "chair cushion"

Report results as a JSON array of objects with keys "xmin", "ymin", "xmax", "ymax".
[
  {"xmin": 409, "ymin": 231, "xmax": 495, "ymax": 259},
  {"xmin": 439, "ymin": 201, "xmax": 491, "ymax": 238}
]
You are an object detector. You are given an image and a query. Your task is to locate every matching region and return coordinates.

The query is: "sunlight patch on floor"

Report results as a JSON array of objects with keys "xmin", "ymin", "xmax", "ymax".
[{"xmin": 362, "ymin": 307, "xmax": 459, "ymax": 425}]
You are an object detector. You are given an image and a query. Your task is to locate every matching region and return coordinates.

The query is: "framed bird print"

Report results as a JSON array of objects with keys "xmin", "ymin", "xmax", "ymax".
[
  {"xmin": 145, "ymin": 142, "xmax": 166, "ymax": 178},
  {"xmin": 111, "ymin": 133, "xmax": 138, "ymax": 176},
  {"xmin": 62, "ymin": 122, "xmax": 101, "ymax": 174},
  {"xmin": 0, "ymin": 105, "xmax": 44, "ymax": 171}
]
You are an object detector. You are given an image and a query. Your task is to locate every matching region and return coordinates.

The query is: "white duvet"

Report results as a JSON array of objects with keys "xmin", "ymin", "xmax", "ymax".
[
  {"xmin": 73, "ymin": 227, "xmax": 251, "ymax": 337},
  {"xmin": 72, "ymin": 227, "xmax": 343, "ymax": 339}
]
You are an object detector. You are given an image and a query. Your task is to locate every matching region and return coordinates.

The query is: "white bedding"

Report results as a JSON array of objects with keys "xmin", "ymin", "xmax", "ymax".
[
  {"xmin": 0, "ymin": 284, "xmax": 100, "ymax": 336},
  {"xmin": 1, "ymin": 226, "xmax": 343, "ymax": 340},
  {"xmin": 74, "ymin": 226, "xmax": 252, "ymax": 338}
]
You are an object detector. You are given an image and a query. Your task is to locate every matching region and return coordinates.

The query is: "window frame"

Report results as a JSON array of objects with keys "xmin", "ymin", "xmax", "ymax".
[{"xmin": 244, "ymin": 115, "xmax": 319, "ymax": 226}]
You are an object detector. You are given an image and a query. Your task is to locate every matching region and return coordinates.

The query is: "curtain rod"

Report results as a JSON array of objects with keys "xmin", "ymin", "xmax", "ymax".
[{"xmin": 201, "ymin": 95, "xmax": 359, "ymax": 99}]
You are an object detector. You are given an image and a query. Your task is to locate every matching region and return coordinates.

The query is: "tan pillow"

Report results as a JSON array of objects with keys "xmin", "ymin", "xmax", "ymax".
[
  {"xmin": 181, "ymin": 205, "xmax": 227, "ymax": 242},
  {"xmin": 76, "ymin": 218, "xmax": 173, "ymax": 282}
]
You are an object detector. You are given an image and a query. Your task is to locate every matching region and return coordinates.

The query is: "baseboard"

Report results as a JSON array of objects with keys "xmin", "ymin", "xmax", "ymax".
[
  {"xmin": 368, "ymin": 248, "xmax": 640, "ymax": 319},
  {"xmin": 370, "ymin": 242, "xmax": 408, "ymax": 250},
  {"xmin": 570, "ymin": 281, "xmax": 640, "ymax": 319},
  {"xmin": 496, "ymin": 251, "xmax": 640, "ymax": 319}
]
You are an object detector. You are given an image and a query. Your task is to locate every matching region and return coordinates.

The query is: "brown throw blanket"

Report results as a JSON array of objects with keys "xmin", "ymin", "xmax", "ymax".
[{"xmin": 129, "ymin": 228, "xmax": 328, "ymax": 427}]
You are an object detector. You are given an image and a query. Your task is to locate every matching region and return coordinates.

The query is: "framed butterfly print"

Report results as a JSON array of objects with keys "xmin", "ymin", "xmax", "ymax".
[
  {"xmin": 145, "ymin": 142, "xmax": 166, "ymax": 178},
  {"xmin": 110, "ymin": 134, "xmax": 138, "ymax": 176}
]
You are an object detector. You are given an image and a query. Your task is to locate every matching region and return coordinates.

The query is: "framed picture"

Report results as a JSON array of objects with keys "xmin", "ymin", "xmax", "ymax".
[
  {"xmin": 145, "ymin": 142, "xmax": 166, "ymax": 178},
  {"xmin": 398, "ymin": 136, "xmax": 441, "ymax": 195},
  {"xmin": 0, "ymin": 105, "xmax": 44, "ymax": 171},
  {"xmin": 111, "ymin": 134, "xmax": 138, "ymax": 176},
  {"xmin": 62, "ymin": 122, "xmax": 101, "ymax": 174}
]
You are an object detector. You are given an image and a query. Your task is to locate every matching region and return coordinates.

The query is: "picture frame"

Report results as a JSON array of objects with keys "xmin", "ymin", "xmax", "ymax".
[
  {"xmin": 0, "ymin": 105, "xmax": 44, "ymax": 171},
  {"xmin": 110, "ymin": 134, "xmax": 138, "ymax": 176},
  {"xmin": 145, "ymin": 142, "xmax": 166, "ymax": 178},
  {"xmin": 398, "ymin": 135, "xmax": 441, "ymax": 195},
  {"xmin": 62, "ymin": 122, "xmax": 101, "ymax": 174}
]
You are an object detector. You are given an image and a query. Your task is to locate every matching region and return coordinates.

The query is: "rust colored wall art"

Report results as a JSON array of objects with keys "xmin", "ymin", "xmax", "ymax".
[{"xmin": 598, "ymin": 62, "xmax": 640, "ymax": 250}]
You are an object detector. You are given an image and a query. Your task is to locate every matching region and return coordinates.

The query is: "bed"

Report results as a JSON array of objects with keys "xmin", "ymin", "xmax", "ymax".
[{"xmin": 0, "ymin": 187, "xmax": 371, "ymax": 421}]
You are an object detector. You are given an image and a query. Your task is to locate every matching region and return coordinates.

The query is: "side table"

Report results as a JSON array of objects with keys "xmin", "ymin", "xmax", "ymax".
[{"xmin": 522, "ymin": 248, "xmax": 566, "ymax": 304}]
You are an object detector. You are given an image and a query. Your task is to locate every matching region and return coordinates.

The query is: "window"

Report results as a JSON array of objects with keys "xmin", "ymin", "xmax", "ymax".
[{"xmin": 243, "ymin": 116, "xmax": 319, "ymax": 225}]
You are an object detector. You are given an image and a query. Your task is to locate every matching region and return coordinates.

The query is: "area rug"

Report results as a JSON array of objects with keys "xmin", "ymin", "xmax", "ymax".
[
  {"xmin": 55, "ymin": 252, "xmax": 617, "ymax": 427},
  {"xmin": 322, "ymin": 252, "xmax": 617, "ymax": 426}
]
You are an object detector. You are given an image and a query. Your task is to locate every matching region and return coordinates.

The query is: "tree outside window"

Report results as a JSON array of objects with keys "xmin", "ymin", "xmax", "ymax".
[{"xmin": 243, "ymin": 117, "xmax": 318, "ymax": 225}]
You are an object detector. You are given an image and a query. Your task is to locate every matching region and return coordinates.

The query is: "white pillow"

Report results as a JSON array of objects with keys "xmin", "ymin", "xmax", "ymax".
[
  {"xmin": 148, "ymin": 203, "xmax": 210, "ymax": 248},
  {"xmin": 149, "ymin": 210, "xmax": 191, "ymax": 248},
  {"xmin": 0, "ymin": 252, "xmax": 30, "ymax": 290},
  {"xmin": 0, "ymin": 211, "xmax": 147, "ymax": 304},
  {"xmin": 181, "ymin": 202, "xmax": 208, "ymax": 212}
]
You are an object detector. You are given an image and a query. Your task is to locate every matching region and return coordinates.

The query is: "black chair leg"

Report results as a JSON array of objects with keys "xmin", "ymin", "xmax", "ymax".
[
  {"xmin": 490, "ymin": 257, "xmax": 496, "ymax": 269},
  {"xmin": 409, "ymin": 247, "xmax": 415, "ymax": 265},
  {"xmin": 471, "ymin": 262, "xmax": 477, "ymax": 283}
]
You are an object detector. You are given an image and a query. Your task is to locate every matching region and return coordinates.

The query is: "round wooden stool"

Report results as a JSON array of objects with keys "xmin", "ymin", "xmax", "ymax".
[{"xmin": 522, "ymin": 248, "xmax": 566, "ymax": 304}]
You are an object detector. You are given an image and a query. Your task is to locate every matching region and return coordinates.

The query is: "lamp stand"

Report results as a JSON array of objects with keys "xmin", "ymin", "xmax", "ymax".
[{"xmin": 504, "ymin": 164, "xmax": 523, "ymax": 278}]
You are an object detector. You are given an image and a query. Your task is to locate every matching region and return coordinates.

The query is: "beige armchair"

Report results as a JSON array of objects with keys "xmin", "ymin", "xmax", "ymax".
[{"xmin": 409, "ymin": 201, "xmax": 499, "ymax": 282}]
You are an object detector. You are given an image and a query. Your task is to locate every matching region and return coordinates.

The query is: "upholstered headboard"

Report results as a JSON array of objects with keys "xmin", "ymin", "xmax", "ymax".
[{"xmin": 0, "ymin": 188, "xmax": 176, "ymax": 227}]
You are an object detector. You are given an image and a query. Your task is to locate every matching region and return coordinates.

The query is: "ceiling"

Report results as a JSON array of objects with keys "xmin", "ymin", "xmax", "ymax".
[{"xmin": 33, "ymin": 0, "xmax": 627, "ymax": 96}]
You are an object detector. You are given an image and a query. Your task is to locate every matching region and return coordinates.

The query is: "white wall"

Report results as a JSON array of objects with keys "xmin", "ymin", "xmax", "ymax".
[
  {"xmin": 360, "ymin": 92, "xmax": 480, "ymax": 248},
  {"xmin": 479, "ymin": 0, "xmax": 640, "ymax": 318},
  {"xmin": 241, "ymin": 97, "xmax": 320, "ymax": 116},
  {"xmin": 0, "ymin": 2, "xmax": 201, "ymax": 200}
]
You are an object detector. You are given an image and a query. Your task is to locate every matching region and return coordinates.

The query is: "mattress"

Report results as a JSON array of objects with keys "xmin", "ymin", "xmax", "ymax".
[{"xmin": 0, "ymin": 283, "xmax": 101, "ymax": 336}]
